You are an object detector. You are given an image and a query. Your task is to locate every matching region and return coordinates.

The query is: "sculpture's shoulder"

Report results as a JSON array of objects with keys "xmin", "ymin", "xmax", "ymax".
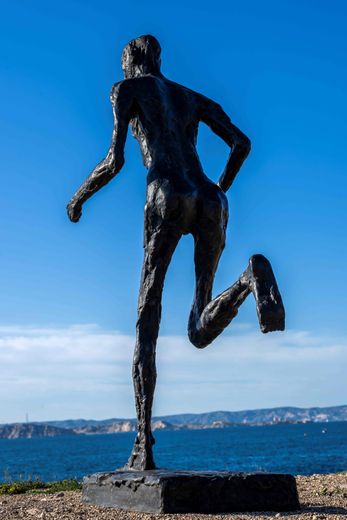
[
  {"xmin": 164, "ymin": 79, "xmax": 208, "ymax": 112},
  {"xmin": 110, "ymin": 76, "xmax": 161, "ymax": 104},
  {"xmin": 110, "ymin": 79, "xmax": 138, "ymax": 104},
  {"xmin": 168, "ymin": 79, "xmax": 222, "ymax": 112},
  {"xmin": 191, "ymin": 89, "xmax": 221, "ymax": 113},
  {"xmin": 164, "ymin": 78, "xmax": 199, "ymax": 98},
  {"xmin": 109, "ymin": 76, "xmax": 208, "ymax": 113}
]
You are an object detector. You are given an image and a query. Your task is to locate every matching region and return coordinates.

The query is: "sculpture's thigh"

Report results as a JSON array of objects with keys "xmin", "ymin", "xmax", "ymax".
[
  {"xmin": 194, "ymin": 190, "xmax": 228, "ymax": 282},
  {"xmin": 138, "ymin": 201, "xmax": 181, "ymax": 314}
]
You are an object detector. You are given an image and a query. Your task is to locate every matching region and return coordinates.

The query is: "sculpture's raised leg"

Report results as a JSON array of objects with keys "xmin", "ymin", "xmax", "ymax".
[
  {"xmin": 188, "ymin": 221, "xmax": 284, "ymax": 349},
  {"xmin": 125, "ymin": 220, "xmax": 181, "ymax": 470}
]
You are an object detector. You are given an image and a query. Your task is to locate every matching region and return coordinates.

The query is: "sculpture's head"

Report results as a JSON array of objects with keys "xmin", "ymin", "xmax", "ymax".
[{"xmin": 122, "ymin": 35, "xmax": 162, "ymax": 79}]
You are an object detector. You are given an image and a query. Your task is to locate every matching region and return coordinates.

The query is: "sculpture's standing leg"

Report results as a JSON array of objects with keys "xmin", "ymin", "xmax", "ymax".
[
  {"xmin": 188, "ymin": 217, "xmax": 285, "ymax": 349},
  {"xmin": 126, "ymin": 219, "xmax": 181, "ymax": 470}
]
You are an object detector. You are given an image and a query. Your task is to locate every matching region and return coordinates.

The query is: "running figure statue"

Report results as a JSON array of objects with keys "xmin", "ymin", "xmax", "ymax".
[{"xmin": 67, "ymin": 35, "xmax": 285, "ymax": 471}]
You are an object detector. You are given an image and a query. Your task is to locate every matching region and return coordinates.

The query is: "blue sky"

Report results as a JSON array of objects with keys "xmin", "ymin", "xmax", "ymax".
[{"xmin": 0, "ymin": 0, "xmax": 346, "ymax": 422}]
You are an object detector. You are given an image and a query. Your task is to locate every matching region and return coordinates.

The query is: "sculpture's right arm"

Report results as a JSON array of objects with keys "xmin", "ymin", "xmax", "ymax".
[
  {"xmin": 67, "ymin": 81, "xmax": 134, "ymax": 223},
  {"xmin": 198, "ymin": 94, "xmax": 251, "ymax": 193}
]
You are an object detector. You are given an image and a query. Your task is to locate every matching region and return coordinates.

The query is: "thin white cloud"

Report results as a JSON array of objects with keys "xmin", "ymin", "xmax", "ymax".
[{"xmin": 0, "ymin": 324, "xmax": 345, "ymax": 423}]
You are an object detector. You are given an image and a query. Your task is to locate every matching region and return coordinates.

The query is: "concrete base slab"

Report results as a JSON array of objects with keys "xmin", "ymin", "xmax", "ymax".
[{"xmin": 82, "ymin": 469, "xmax": 300, "ymax": 513}]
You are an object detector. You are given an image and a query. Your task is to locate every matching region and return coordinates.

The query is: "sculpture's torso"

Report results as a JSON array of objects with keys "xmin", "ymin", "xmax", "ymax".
[{"xmin": 112, "ymin": 74, "xmax": 228, "ymax": 235}]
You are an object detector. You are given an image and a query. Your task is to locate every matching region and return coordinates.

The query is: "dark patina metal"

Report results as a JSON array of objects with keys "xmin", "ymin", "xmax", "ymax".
[
  {"xmin": 67, "ymin": 35, "xmax": 285, "ymax": 472},
  {"xmin": 83, "ymin": 470, "xmax": 299, "ymax": 513}
]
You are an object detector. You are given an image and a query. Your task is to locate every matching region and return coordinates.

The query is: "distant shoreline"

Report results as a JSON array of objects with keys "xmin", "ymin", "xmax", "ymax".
[
  {"xmin": 0, "ymin": 419, "xmax": 337, "ymax": 440},
  {"xmin": 1, "ymin": 403, "xmax": 346, "ymax": 439}
]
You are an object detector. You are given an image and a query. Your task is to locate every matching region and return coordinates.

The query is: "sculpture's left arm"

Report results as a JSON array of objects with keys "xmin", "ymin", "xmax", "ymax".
[
  {"xmin": 67, "ymin": 81, "xmax": 134, "ymax": 222},
  {"xmin": 199, "ymin": 95, "xmax": 251, "ymax": 193}
]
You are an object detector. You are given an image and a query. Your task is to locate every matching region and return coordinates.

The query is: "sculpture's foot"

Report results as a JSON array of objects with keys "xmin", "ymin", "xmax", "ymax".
[
  {"xmin": 123, "ymin": 432, "xmax": 156, "ymax": 471},
  {"xmin": 247, "ymin": 254, "xmax": 285, "ymax": 333}
]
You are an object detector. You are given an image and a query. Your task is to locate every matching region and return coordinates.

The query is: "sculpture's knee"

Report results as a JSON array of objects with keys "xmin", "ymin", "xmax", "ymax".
[
  {"xmin": 188, "ymin": 327, "xmax": 212, "ymax": 349},
  {"xmin": 188, "ymin": 309, "xmax": 215, "ymax": 349}
]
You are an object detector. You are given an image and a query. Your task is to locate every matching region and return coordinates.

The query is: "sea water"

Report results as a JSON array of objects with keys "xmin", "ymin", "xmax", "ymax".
[{"xmin": 0, "ymin": 422, "xmax": 346, "ymax": 482}]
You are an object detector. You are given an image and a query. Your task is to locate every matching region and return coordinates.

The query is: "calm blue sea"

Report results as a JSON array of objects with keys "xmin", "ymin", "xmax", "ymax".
[{"xmin": 0, "ymin": 422, "xmax": 346, "ymax": 482}]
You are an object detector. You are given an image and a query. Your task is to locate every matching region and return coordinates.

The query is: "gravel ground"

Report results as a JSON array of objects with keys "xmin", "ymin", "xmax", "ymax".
[{"xmin": 0, "ymin": 474, "xmax": 346, "ymax": 520}]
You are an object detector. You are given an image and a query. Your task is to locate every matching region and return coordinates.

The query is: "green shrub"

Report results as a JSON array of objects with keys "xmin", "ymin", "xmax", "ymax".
[
  {"xmin": 0, "ymin": 479, "xmax": 81, "ymax": 495},
  {"xmin": 44, "ymin": 479, "xmax": 81, "ymax": 493},
  {"xmin": 0, "ymin": 481, "xmax": 45, "ymax": 495}
]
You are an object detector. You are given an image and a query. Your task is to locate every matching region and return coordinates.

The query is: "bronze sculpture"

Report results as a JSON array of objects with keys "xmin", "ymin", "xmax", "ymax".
[{"xmin": 67, "ymin": 34, "xmax": 285, "ymax": 472}]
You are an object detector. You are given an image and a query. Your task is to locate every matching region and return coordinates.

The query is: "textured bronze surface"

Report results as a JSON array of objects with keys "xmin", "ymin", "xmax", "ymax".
[{"xmin": 67, "ymin": 35, "xmax": 285, "ymax": 471}]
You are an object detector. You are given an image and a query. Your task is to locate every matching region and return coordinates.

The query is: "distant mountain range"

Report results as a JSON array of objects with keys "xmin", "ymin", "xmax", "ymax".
[{"xmin": 1, "ymin": 405, "xmax": 346, "ymax": 439}]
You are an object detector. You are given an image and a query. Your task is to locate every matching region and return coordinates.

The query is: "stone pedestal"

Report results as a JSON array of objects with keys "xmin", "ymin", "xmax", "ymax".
[{"xmin": 82, "ymin": 469, "xmax": 300, "ymax": 513}]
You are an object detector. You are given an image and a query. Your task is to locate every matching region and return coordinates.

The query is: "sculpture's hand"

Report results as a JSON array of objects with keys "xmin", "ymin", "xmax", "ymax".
[
  {"xmin": 66, "ymin": 154, "xmax": 124, "ymax": 224},
  {"xmin": 218, "ymin": 137, "xmax": 251, "ymax": 193},
  {"xmin": 67, "ymin": 198, "xmax": 82, "ymax": 223}
]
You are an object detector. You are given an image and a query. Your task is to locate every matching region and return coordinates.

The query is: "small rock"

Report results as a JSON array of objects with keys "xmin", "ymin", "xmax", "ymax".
[
  {"xmin": 27, "ymin": 508, "xmax": 41, "ymax": 516},
  {"xmin": 56, "ymin": 491, "xmax": 65, "ymax": 497},
  {"xmin": 275, "ymin": 514, "xmax": 281, "ymax": 518}
]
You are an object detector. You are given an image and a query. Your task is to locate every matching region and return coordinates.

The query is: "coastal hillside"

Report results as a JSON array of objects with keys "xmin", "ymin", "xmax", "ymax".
[
  {"xmin": 1, "ymin": 405, "xmax": 346, "ymax": 439},
  {"xmin": 0, "ymin": 423, "xmax": 77, "ymax": 439},
  {"xmin": 44, "ymin": 404, "xmax": 347, "ymax": 429},
  {"xmin": 156, "ymin": 405, "xmax": 347, "ymax": 426}
]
